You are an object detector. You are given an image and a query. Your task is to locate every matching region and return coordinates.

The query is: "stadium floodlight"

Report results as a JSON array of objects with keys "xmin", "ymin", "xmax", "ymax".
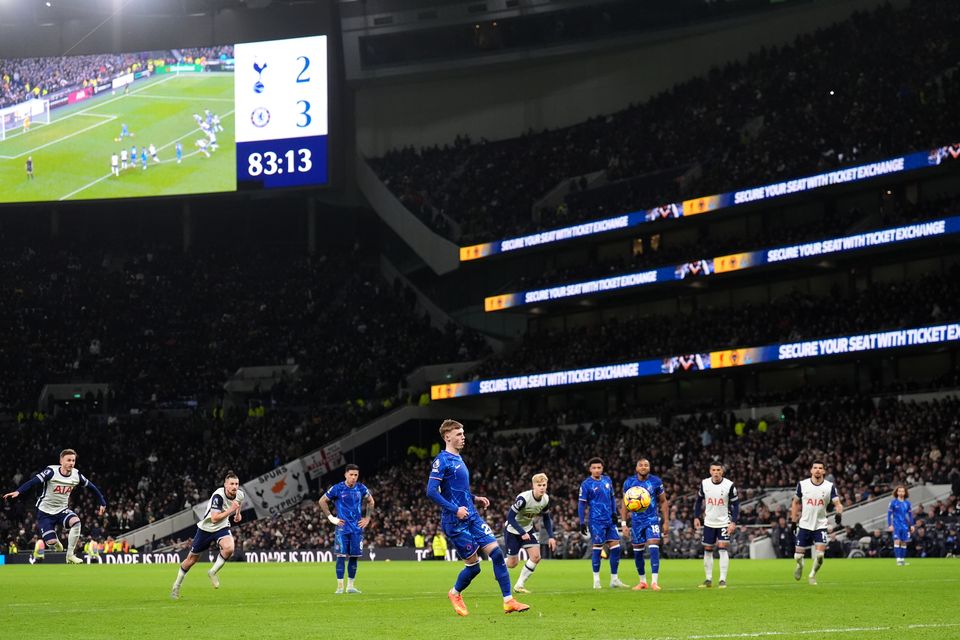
[{"xmin": 0, "ymin": 98, "xmax": 50, "ymax": 141}]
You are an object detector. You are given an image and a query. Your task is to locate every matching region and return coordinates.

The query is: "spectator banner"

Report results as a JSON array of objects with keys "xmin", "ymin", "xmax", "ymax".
[
  {"xmin": 484, "ymin": 216, "xmax": 960, "ymax": 311},
  {"xmin": 67, "ymin": 87, "xmax": 94, "ymax": 105},
  {"xmin": 461, "ymin": 143, "xmax": 960, "ymax": 262},
  {"xmin": 432, "ymin": 322, "xmax": 960, "ymax": 399},
  {"xmin": 302, "ymin": 441, "xmax": 346, "ymax": 479},
  {"xmin": 242, "ymin": 461, "xmax": 308, "ymax": 518}
]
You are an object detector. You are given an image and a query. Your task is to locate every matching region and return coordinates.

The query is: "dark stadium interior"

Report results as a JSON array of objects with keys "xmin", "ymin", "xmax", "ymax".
[{"xmin": 0, "ymin": 0, "xmax": 958, "ymax": 621}]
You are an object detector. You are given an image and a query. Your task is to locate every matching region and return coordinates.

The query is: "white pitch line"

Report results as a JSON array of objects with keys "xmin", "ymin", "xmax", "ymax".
[
  {"xmin": 629, "ymin": 623, "xmax": 960, "ymax": 640},
  {"xmin": 58, "ymin": 110, "xmax": 234, "ymax": 201},
  {"xmin": 127, "ymin": 93, "xmax": 233, "ymax": 102}
]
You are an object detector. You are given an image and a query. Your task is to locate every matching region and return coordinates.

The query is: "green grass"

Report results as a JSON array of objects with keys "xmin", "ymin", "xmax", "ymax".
[
  {"xmin": 0, "ymin": 72, "xmax": 234, "ymax": 203},
  {"xmin": 0, "ymin": 558, "xmax": 956, "ymax": 639}
]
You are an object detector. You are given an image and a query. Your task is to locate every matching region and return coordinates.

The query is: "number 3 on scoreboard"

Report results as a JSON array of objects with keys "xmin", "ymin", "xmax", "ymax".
[{"xmin": 297, "ymin": 100, "xmax": 311, "ymax": 128}]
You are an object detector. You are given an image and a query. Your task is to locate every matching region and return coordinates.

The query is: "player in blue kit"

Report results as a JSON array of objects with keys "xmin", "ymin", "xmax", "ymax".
[
  {"xmin": 3, "ymin": 448, "xmax": 106, "ymax": 563},
  {"xmin": 579, "ymin": 457, "xmax": 626, "ymax": 589},
  {"xmin": 427, "ymin": 419, "xmax": 529, "ymax": 616},
  {"xmin": 140, "ymin": 148, "xmax": 148, "ymax": 170},
  {"xmin": 888, "ymin": 485, "xmax": 915, "ymax": 566},
  {"xmin": 319, "ymin": 464, "xmax": 375, "ymax": 593},
  {"xmin": 621, "ymin": 458, "xmax": 669, "ymax": 591},
  {"xmin": 176, "ymin": 142, "xmax": 183, "ymax": 164}
]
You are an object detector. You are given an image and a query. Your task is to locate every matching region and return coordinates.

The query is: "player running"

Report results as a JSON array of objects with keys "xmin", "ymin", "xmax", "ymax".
[
  {"xmin": 148, "ymin": 144, "xmax": 160, "ymax": 163},
  {"xmin": 426, "ymin": 419, "xmax": 529, "ymax": 616},
  {"xmin": 888, "ymin": 485, "xmax": 915, "ymax": 566},
  {"xmin": 791, "ymin": 461, "xmax": 843, "ymax": 585},
  {"xmin": 579, "ymin": 457, "xmax": 626, "ymax": 589},
  {"xmin": 171, "ymin": 471, "xmax": 244, "ymax": 599},
  {"xmin": 504, "ymin": 473, "xmax": 556, "ymax": 594},
  {"xmin": 694, "ymin": 462, "xmax": 739, "ymax": 588},
  {"xmin": 319, "ymin": 464, "xmax": 375, "ymax": 594},
  {"xmin": 2, "ymin": 448, "xmax": 107, "ymax": 564},
  {"xmin": 622, "ymin": 457, "xmax": 669, "ymax": 591},
  {"xmin": 196, "ymin": 138, "xmax": 210, "ymax": 158}
]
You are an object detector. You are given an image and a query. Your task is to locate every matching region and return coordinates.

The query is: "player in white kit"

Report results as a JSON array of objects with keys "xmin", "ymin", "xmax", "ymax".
[
  {"xmin": 171, "ymin": 471, "xmax": 244, "ymax": 599},
  {"xmin": 503, "ymin": 473, "xmax": 556, "ymax": 593},
  {"xmin": 693, "ymin": 462, "xmax": 739, "ymax": 588},
  {"xmin": 2, "ymin": 448, "xmax": 107, "ymax": 563},
  {"xmin": 791, "ymin": 461, "xmax": 843, "ymax": 585}
]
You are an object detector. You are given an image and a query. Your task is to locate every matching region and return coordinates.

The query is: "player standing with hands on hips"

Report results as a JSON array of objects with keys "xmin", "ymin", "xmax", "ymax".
[
  {"xmin": 791, "ymin": 461, "xmax": 843, "ymax": 585},
  {"xmin": 694, "ymin": 462, "xmax": 739, "ymax": 588},
  {"xmin": 319, "ymin": 464, "xmax": 375, "ymax": 594}
]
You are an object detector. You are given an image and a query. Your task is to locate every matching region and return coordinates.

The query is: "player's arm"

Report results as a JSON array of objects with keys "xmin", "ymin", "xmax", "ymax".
[
  {"xmin": 426, "ymin": 476, "xmax": 465, "ymax": 519},
  {"xmin": 209, "ymin": 495, "xmax": 241, "ymax": 524},
  {"xmin": 541, "ymin": 510, "xmax": 557, "ymax": 551},
  {"xmin": 318, "ymin": 492, "xmax": 343, "ymax": 526},
  {"xmin": 658, "ymin": 486, "xmax": 670, "ymax": 537},
  {"xmin": 79, "ymin": 472, "xmax": 107, "ymax": 516},
  {"xmin": 3, "ymin": 468, "xmax": 53, "ymax": 500},
  {"xmin": 887, "ymin": 501, "xmax": 895, "ymax": 530},
  {"xmin": 727, "ymin": 485, "xmax": 740, "ymax": 535},
  {"xmin": 577, "ymin": 483, "xmax": 589, "ymax": 535},
  {"xmin": 830, "ymin": 485, "xmax": 843, "ymax": 525},
  {"xmin": 358, "ymin": 491, "xmax": 375, "ymax": 529},
  {"xmin": 693, "ymin": 483, "xmax": 704, "ymax": 529},
  {"xmin": 506, "ymin": 496, "xmax": 529, "ymax": 539}
]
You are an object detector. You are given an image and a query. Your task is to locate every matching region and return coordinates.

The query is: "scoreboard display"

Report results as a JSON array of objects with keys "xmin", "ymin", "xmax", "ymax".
[
  {"xmin": 234, "ymin": 35, "xmax": 328, "ymax": 189},
  {"xmin": 0, "ymin": 35, "xmax": 330, "ymax": 204}
]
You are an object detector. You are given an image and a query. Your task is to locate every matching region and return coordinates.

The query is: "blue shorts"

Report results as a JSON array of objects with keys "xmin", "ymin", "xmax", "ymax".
[
  {"xmin": 190, "ymin": 527, "xmax": 232, "ymax": 555},
  {"xmin": 893, "ymin": 526, "xmax": 911, "ymax": 542},
  {"xmin": 630, "ymin": 521, "xmax": 662, "ymax": 546},
  {"xmin": 701, "ymin": 525, "xmax": 730, "ymax": 547},
  {"xmin": 795, "ymin": 527, "xmax": 827, "ymax": 549},
  {"xmin": 37, "ymin": 509, "xmax": 78, "ymax": 541},
  {"xmin": 335, "ymin": 528, "xmax": 364, "ymax": 557},
  {"xmin": 504, "ymin": 528, "xmax": 539, "ymax": 556},
  {"xmin": 589, "ymin": 521, "xmax": 620, "ymax": 546},
  {"xmin": 443, "ymin": 513, "xmax": 496, "ymax": 560}
]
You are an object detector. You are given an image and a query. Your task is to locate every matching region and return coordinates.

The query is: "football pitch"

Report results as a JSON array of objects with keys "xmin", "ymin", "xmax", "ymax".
[
  {"xmin": 0, "ymin": 559, "xmax": 956, "ymax": 639},
  {"xmin": 0, "ymin": 73, "xmax": 235, "ymax": 203}
]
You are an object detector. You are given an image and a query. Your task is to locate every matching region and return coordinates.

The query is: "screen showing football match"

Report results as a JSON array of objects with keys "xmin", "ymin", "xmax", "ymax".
[{"xmin": 0, "ymin": 35, "xmax": 328, "ymax": 203}]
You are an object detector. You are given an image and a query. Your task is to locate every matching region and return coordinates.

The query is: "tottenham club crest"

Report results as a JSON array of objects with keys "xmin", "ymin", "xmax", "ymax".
[
  {"xmin": 251, "ymin": 107, "xmax": 270, "ymax": 128},
  {"xmin": 253, "ymin": 58, "xmax": 268, "ymax": 93}
]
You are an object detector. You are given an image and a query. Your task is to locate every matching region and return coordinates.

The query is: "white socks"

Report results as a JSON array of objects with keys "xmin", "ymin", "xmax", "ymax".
[
  {"xmin": 174, "ymin": 567, "xmax": 188, "ymax": 587},
  {"xmin": 210, "ymin": 553, "xmax": 227, "ymax": 575},
  {"xmin": 811, "ymin": 550, "xmax": 824, "ymax": 577},
  {"xmin": 718, "ymin": 549, "xmax": 729, "ymax": 581},
  {"xmin": 704, "ymin": 551, "xmax": 714, "ymax": 580},
  {"xmin": 67, "ymin": 523, "xmax": 81, "ymax": 557},
  {"xmin": 517, "ymin": 560, "xmax": 536, "ymax": 587}
]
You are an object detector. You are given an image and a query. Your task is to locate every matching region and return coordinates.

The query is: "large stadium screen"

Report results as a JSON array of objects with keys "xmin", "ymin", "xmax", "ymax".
[{"xmin": 0, "ymin": 35, "xmax": 328, "ymax": 204}]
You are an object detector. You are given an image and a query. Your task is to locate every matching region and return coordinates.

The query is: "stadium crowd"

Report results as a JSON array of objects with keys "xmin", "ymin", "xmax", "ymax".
[
  {"xmin": 512, "ymin": 192, "xmax": 960, "ymax": 293},
  {"xmin": 0, "ymin": 243, "xmax": 488, "ymax": 414},
  {"xmin": 476, "ymin": 268, "xmax": 960, "ymax": 378},
  {"xmin": 369, "ymin": 0, "xmax": 960, "ymax": 244},
  {"xmin": 230, "ymin": 394, "xmax": 959, "ymax": 561},
  {"xmin": 0, "ymin": 53, "xmax": 149, "ymax": 109}
]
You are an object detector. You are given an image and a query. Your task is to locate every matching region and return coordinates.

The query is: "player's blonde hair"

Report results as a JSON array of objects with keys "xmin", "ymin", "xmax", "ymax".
[
  {"xmin": 439, "ymin": 419, "xmax": 464, "ymax": 437},
  {"xmin": 531, "ymin": 473, "xmax": 548, "ymax": 484},
  {"xmin": 59, "ymin": 449, "xmax": 77, "ymax": 459}
]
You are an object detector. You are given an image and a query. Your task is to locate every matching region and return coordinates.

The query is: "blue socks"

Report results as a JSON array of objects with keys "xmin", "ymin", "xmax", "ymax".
[
  {"xmin": 634, "ymin": 548, "xmax": 645, "ymax": 577},
  {"xmin": 454, "ymin": 562, "xmax": 481, "ymax": 593},
  {"xmin": 649, "ymin": 544, "xmax": 660, "ymax": 573},
  {"xmin": 347, "ymin": 557, "xmax": 358, "ymax": 579},
  {"xmin": 335, "ymin": 556, "xmax": 345, "ymax": 579},
  {"xmin": 609, "ymin": 545, "xmax": 621, "ymax": 575},
  {"xmin": 488, "ymin": 547, "xmax": 512, "ymax": 597},
  {"xmin": 591, "ymin": 548, "xmax": 602, "ymax": 573}
]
